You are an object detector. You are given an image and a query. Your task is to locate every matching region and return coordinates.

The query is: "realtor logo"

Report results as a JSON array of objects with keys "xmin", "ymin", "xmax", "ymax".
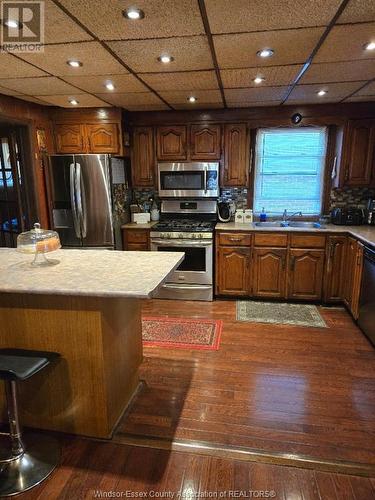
[{"xmin": 1, "ymin": 1, "xmax": 44, "ymax": 52}]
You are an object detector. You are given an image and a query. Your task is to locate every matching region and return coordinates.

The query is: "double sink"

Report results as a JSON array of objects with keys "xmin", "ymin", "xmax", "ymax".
[{"xmin": 253, "ymin": 221, "xmax": 325, "ymax": 228}]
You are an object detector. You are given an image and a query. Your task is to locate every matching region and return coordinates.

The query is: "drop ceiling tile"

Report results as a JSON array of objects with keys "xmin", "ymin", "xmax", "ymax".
[
  {"xmin": 205, "ymin": 0, "xmax": 341, "ymax": 33},
  {"xmin": 63, "ymin": 74, "xmax": 148, "ymax": 93},
  {"xmin": 288, "ymin": 82, "xmax": 366, "ymax": 102},
  {"xmin": 158, "ymin": 89, "xmax": 222, "ymax": 104},
  {"xmin": 0, "ymin": 77, "xmax": 80, "ymax": 95},
  {"xmin": 58, "ymin": 0, "xmax": 204, "ymax": 40},
  {"xmin": 300, "ymin": 60, "xmax": 375, "ymax": 83},
  {"xmin": 141, "ymin": 71, "xmax": 218, "ymax": 91},
  {"xmin": 95, "ymin": 92, "xmax": 166, "ymax": 108},
  {"xmin": 221, "ymin": 66, "xmax": 301, "ymax": 88},
  {"xmin": 0, "ymin": 54, "xmax": 48, "ymax": 78},
  {"xmin": 43, "ymin": 0, "xmax": 93, "ymax": 43},
  {"xmin": 314, "ymin": 23, "xmax": 375, "ymax": 63},
  {"xmin": 0, "ymin": 86, "xmax": 21, "ymax": 96},
  {"xmin": 354, "ymin": 81, "xmax": 375, "ymax": 96},
  {"xmin": 108, "ymin": 36, "xmax": 213, "ymax": 73},
  {"xmin": 36, "ymin": 94, "xmax": 110, "ymax": 107},
  {"xmin": 214, "ymin": 28, "xmax": 324, "ymax": 69},
  {"xmin": 227, "ymin": 100, "xmax": 282, "ymax": 108},
  {"xmin": 17, "ymin": 42, "xmax": 126, "ymax": 76},
  {"xmin": 338, "ymin": 0, "xmax": 375, "ymax": 24},
  {"xmin": 173, "ymin": 102, "xmax": 224, "ymax": 110},
  {"xmin": 225, "ymin": 86, "xmax": 288, "ymax": 103},
  {"xmin": 285, "ymin": 98, "xmax": 341, "ymax": 104}
]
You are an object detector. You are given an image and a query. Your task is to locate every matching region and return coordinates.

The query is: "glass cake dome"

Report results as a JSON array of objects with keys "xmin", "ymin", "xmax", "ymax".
[{"xmin": 17, "ymin": 223, "xmax": 61, "ymax": 266}]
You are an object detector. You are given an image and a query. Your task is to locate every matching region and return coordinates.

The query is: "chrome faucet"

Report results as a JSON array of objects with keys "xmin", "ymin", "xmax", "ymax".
[{"xmin": 283, "ymin": 210, "xmax": 303, "ymax": 222}]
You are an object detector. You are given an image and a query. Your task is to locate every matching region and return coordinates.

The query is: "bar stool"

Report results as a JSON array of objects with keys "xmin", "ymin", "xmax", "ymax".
[{"xmin": 0, "ymin": 348, "xmax": 61, "ymax": 497}]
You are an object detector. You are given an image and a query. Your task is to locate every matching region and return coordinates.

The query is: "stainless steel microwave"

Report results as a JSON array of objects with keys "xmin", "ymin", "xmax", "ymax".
[{"xmin": 158, "ymin": 162, "xmax": 219, "ymax": 198}]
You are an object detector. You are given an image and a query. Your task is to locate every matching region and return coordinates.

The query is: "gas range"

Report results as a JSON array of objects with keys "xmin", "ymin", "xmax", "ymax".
[
  {"xmin": 151, "ymin": 219, "xmax": 215, "ymax": 240},
  {"xmin": 150, "ymin": 199, "xmax": 217, "ymax": 301}
]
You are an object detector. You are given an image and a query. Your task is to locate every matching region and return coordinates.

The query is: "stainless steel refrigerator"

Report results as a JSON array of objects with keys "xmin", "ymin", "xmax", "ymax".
[{"xmin": 46, "ymin": 154, "xmax": 114, "ymax": 248}]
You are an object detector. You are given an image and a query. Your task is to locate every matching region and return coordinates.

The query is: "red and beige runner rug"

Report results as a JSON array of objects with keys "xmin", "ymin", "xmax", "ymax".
[{"xmin": 142, "ymin": 316, "xmax": 222, "ymax": 350}]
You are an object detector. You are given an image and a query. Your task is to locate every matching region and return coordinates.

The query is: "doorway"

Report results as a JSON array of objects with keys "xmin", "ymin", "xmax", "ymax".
[{"xmin": 0, "ymin": 125, "xmax": 30, "ymax": 247}]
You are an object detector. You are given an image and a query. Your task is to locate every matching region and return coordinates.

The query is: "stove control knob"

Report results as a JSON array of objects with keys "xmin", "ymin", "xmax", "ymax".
[
  {"xmin": 160, "ymin": 233, "xmax": 164, "ymax": 239},
  {"xmin": 198, "ymin": 233, "xmax": 203, "ymax": 239},
  {"xmin": 191, "ymin": 233, "xmax": 196, "ymax": 239},
  {"xmin": 179, "ymin": 233, "xmax": 184, "ymax": 238}
]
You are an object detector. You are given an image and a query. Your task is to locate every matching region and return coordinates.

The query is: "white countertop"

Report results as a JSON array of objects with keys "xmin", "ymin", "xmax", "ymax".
[
  {"xmin": 215, "ymin": 223, "xmax": 375, "ymax": 247},
  {"xmin": 0, "ymin": 249, "xmax": 184, "ymax": 299}
]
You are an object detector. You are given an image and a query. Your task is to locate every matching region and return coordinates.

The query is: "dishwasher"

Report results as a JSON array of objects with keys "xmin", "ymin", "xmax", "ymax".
[{"xmin": 358, "ymin": 245, "xmax": 375, "ymax": 346}]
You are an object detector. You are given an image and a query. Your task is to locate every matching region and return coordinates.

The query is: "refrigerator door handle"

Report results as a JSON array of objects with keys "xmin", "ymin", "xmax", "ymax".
[
  {"xmin": 75, "ymin": 162, "xmax": 87, "ymax": 238},
  {"xmin": 70, "ymin": 163, "xmax": 81, "ymax": 238}
]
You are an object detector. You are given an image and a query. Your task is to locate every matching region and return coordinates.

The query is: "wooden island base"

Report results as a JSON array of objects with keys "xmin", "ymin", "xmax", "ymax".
[{"xmin": 0, "ymin": 293, "xmax": 143, "ymax": 439}]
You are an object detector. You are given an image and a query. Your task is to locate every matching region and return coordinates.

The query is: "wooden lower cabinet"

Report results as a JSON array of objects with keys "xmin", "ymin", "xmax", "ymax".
[
  {"xmin": 323, "ymin": 235, "xmax": 347, "ymax": 302},
  {"xmin": 216, "ymin": 246, "xmax": 251, "ymax": 296},
  {"xmin": 122, "ymin": 228, "xmax": 150, "ymax": 251},
  {"xmin": 343, "ymin": 237, "xmax": 364, "ymax": 319},
  {"xmin": 288, "ymin": 249, "xmax": 325, "ymax": 300},
  {"xmin": 252, "ymin": 248, "xmax": 287, "ymax": 298}
]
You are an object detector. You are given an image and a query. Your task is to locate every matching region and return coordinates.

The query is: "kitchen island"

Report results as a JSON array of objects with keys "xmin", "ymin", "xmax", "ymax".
[{"xmin": 0, "ymin": 249, "xmax": 184, "ymax": 438}]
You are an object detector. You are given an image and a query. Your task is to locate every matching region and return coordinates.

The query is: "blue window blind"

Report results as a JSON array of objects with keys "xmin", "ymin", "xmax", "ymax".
[{"xmin": 254, "ymin": 127, "xmax": 328, "ymax": 216}]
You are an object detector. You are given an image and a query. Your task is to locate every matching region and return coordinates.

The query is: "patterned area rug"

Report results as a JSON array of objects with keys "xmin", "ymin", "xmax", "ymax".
[
  {"xmin": 236, "ymin": 301, "xmax": 327, "ymax": 328},
  {"xmin": 142, "ymin": 316, "xmax": 223, "ymax": 350}
]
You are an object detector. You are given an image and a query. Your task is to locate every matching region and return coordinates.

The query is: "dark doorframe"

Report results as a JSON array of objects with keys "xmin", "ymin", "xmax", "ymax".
[{"xmin": 0, "ymin": 124, "xmax": 32, "ymax": 247}]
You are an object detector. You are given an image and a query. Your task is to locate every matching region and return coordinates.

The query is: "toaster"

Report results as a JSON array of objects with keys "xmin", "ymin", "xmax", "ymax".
[{"xmin": 331, "ymin": 207, "xmax": 365, "ymax": 225}]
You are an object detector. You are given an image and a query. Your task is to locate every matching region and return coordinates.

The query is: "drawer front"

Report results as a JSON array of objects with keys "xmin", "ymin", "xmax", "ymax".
[
  {"xmin": 126, "ymin": 230, "xmax": 149, "ymax": 244},
  {"xmin": 254, "ymin": 233, "xmax": 288, "ymax": 247},
  {"xmin": 290, "ymin": 234, "xmax": 326, "ymax": 248},
  {"xmin": 218, "ymin": 232, "xmax": 251, "ymax": 246},
  {"xmin": 126, "ymin": 243, "xmax": 149, "ymax": 251}
]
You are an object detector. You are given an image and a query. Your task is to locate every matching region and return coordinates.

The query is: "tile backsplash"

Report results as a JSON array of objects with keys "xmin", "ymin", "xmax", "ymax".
[{"xmin": 330, "ymin": 187, "xmax": 374, "ymax": 211}]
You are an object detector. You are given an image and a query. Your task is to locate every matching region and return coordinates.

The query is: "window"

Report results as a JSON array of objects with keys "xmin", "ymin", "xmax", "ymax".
[{"xmin": 254, "ymin": 127, "xmax": 328, "ymax": 216}]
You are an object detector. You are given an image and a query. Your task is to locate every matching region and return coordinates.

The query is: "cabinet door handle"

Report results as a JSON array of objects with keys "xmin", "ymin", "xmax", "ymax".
[
  {"xmin": 344, "ymin": 164, "xmax": 350, "ymax": 181},
  {"xmin": 330, "ymin": 243, "xmax": 336, "ymax": 259},
  {"xmin": 290, "ymin": 256, "xmax": 296, "ymax": 271},
  {"xmin": 229, "ymin": 237, "xmax": 243, "ymax": 242}
]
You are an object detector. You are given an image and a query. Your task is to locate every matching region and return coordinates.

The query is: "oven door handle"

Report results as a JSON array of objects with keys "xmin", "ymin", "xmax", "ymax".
[
  {"xmin": 152, "ymin": 239, "xmax": 212, "ymax": 247},
  {"xmin": 161, "ymin": 284, "xmax": 212, "ymax": 290}
]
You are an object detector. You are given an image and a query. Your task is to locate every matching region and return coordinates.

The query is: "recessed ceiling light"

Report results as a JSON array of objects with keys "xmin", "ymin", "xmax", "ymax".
[
  {"xmin": 364, "ymin": 41, "xmax": 375, "ymax": 51},
  {"xmin": 253, "ymin": 76, "xmax": 265, "ymax": 84},
  {"xmin": 256, "ymin": 48, "xmax": 274, "ymax": 58},
  {"xmin": 3, "ymin": 19, "xmax": 21, "ymax": 28},
  {"xmin": 105, "ymin": 81, "xmax": 115, "ymax": 91},
  {"xmin": 123, "ymin": 8, "xmax": 145, "ymax": 20},
  {"xmin": 188, "ymin": 96, "xmax": 197, "ymax": 103},
  {"xmin": 69, "ymin": 98, "xmax": 79, "ymax": 105},
  {"xmin": 98, "ymin": 110, "xmax": 108, "ymax": 118},
  {"xmin": 157, "ymin": 55, "xmax": 174, "ymax": 64},
  {"xmin": 317, "ymin": 90, "xmax": 327, "ymax": 96},
  {"xmin": 67, "ymin": 60, "xmax": 82, "ymax": 68}
]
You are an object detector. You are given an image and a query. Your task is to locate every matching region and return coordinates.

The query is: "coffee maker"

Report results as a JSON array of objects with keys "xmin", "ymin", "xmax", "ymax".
[{"xmin": 367, "ymin": 198, "xmax": 375, "ymax": 225}]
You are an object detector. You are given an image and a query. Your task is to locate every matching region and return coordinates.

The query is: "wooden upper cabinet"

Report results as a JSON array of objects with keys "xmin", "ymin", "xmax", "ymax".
[
  {"xmin": 288, "ymin": 249, "xmax": 325, "ymax": 300},
  {"xmin": 86, "ymin": 124, "xmax": 119, "ymax": 154},
  {"xmin": 55, "ymin": 124, "xmax": 84, "ymax": 154},
  {"xmin": 132, "ymin": 127, "xmax": 155, "ymax": 187},
  {"xmin": 157, "ymin": 125, "xmax": 187, "ymax": 160},
  {"xmin": 223, "ymin": 123, "xmax": 249, "ymax": 187},
  {"xmin": 342, "ymin": 120, "xmax": 375, "ymax": 186},
  {"xmin": 190, "ymin": 124, "xmax": 221, "ymax": 160},
  {"xmin": 253, "ymin": 248, "xmax": 287, "ymax": 298},
  {"xmin": 323, "ymin": 235, "xmax": 347, "ymax": 302}
]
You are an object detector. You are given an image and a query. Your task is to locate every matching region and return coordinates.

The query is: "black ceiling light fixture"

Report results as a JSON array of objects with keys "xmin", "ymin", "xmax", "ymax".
[{"xmin": 291, "ymin": 113, "xmax": 302, "ymax": 125}]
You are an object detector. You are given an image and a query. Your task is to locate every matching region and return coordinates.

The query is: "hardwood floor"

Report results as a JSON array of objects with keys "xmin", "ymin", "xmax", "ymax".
[
  {"xmin": 115, "ymin": 299, "xmax": 375, "ymax": 470},
  {"xmin": 14, "ymin": 438, "xmax": 375, "ymax": 500}
]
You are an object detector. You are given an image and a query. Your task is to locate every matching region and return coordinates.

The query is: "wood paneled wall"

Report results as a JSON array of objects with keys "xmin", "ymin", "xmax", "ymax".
[
  {"xmin": 0, "ymin": 95, "xmax": 54, "ymax": 227},
  {"xmin": 129, "ymin": 101, "xmax": 375, "ymax": 127}
]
